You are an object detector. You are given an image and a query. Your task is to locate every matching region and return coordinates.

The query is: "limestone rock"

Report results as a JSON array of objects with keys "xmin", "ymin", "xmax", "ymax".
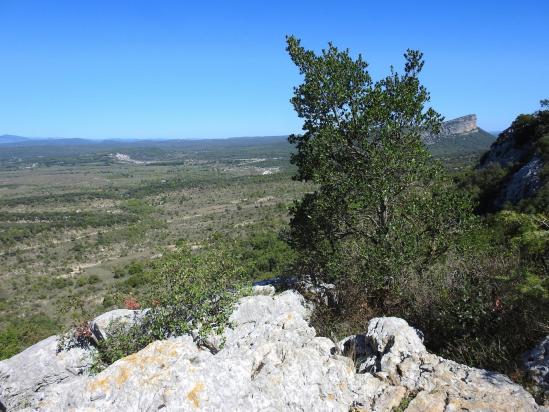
[
  {"xmin": 497, "ymin": 155, "xmax": 543, "ymax": 206},
  {"xmin": 524, "ymin": 335, "xmax": 549, "ymax": 390},
  {"xmin": 0, "ymin": 336, "xmax": 92, "ymax": 411},
  {"xmin": 251, "ymin": 284, "xmax": 276, "ymax": 296},
  {"xmin": 1, "ymin": 291, "xmax": 544, "ymax": 411},
  {"xmin": 480, "ymin": 126, "xmax": 532, "ymax": 168},
  {"xmin": 254, "ymin": 275, "xmax": 337, "ymax": 305},
  {"xmin": 439, "ymin": 114, "xmax": 478, "ymax": 136},
  {"xmin": 90, "ymin": 309, "xmax": 144, "ymax": 342},
  {"xmin": 422, "ymin": 114, "xmax": 478, "ymax": 145},
  {"xmin": 478, "ymin": 118, "xmax": 546, "ymax": 209},
  {"xmin": 354, "ymin": 317, "xmax": 541, "ymax": 411},
  {"xmin": 24, "ymin": 292, "xmax": 407, "ymax": 411}
]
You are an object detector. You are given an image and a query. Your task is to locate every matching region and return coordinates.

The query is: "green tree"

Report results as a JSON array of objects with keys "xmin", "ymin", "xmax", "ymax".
[{"xmin": 284, "ymin": 36, "xmax": 472, "ymax": 300}]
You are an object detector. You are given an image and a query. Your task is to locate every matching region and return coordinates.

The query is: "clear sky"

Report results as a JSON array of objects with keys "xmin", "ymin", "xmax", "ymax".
[{"xmin": 0, "ymin": 0, "xmax": 548, "ymax": 139}]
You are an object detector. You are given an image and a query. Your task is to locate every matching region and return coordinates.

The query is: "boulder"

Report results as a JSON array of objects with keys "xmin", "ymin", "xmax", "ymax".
[
  {"xmin": 89, "ymin": 309, "xmax": 144, "ymax": 342},
  {"xmin": 250, "ymin": 284, "xmax": 276, "ymax": 296},
  {"xmin": 339, "ymin": 317, "xmax": 426, "ymax": 376},
  {"xmin": 253, "ymin": 275, "xmax": 337, "ymax": 305},
  {"xmin": 0, "ymin": 308, "xmax": 145, "ymax": 410}
]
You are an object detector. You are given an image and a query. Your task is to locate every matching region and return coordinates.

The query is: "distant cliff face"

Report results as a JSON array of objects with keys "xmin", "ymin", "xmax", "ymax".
[
  {"xmin": 423, "ymin": 114, "xmax": 478, "ymax": 145},
  {"xmin": 477, "ymin": 108, "xmax": 548, "ymax": 211},
  {"xmin": 440, "ymin": 114, "xmax": 478, "ymax": 135}
]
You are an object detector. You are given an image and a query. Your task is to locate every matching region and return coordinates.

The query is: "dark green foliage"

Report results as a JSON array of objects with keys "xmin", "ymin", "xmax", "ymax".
[
  {"xmin": 114, "ymin": 261, "xmax": 144, "ymax": 279},
  {"xmin": 284, "ymin": 36, "xmax": 472, "ymax": 296},
  {"xmin": 427, "ymin": 213, "xmax": 549, "ymax": 372},
  {"xmin": 113, "ymin": 228, "xmax": 295, "ymax": 294},
  {"xmin": 231, "ymin": 230, "xmax": 296, "ymax": 280},
  {"xmin": 49, "ymin": 277, "xmax": 74, "ymax": 289},
  {"xmin": 456, "ymin": 163, "xmax": 508, "ymax": 214},
  {"xmin": 0, "ymin": 210, "xmax": 140, "ymax": 246},
  {"xmin": 76, "ymin": 275, "xmax": 100, "ymax": 287},
  {"xmin": 311, "ymin": 213, "xmax": 549, "ymax": 373},
  {"xmin": 286, "ymin": 39, "xmax": 549, "ymax": 376},
  {"xmin": 0, "ymin": 314, "xmax": 59, "ymax": 360}
]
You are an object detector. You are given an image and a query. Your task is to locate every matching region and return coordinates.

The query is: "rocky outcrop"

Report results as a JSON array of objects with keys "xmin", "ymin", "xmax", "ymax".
[
  {"xmin": 343, "ymin": 317, "xmax": 540, "ymax": 411},
  {"xmin": 422, "ymin": 114, "xmax": 478, "ymax": 145},
  {"xmin": 497, "ymin": 155, "xmax": 544, "ymax": 206},
  {"xmin": 0, "ymin": 309, "xmax": 144, "ymax": 411},
  {"xmin": 0, "ymin": 290, "xmax": 544, "ymax": 411},
  {"xmin": 440, "ymin": 114, "xmax": 478, "ymax": 136},
  {"xmin": 477, "ymin": 108, "xmax": 548, "ymax": 210},
  {"xmin": 0, "ymin": 336, "xmax": 92, "ymax": 411},
  {"xmin": 480, "ymin": 126, "xmax": 533, "ymax": 168},
  {"xmin": 524, "ymin": 336, "xmax": 549, "ymax": 392},
  {"xmin": 253, "ymin": 275, "xmax": 337, "ymax": 305}
]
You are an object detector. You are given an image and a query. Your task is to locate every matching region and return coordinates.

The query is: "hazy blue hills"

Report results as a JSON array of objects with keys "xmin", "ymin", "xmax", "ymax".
[
  {"xmin": 0, "ymin": 134, "xmax": 289, "ymax": 146},
  {"xmin": 0, "ymin": 135, "xmax": 106, "ymax": 146},
  {"xmin": 0, "ymin": 135, "xmax": 32, "ymax": 144},
  {"xmin": 0, "ymin": 126, "xmax": 495, "ymax": 171}
]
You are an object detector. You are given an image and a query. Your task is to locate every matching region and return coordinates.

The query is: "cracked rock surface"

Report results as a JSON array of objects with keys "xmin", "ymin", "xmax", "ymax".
[
  {"xmin": 1, "ymin": 290, "xmax": 544, "ymax": 411},
  {"xmin": 344, "ymin": 317, "xmax": 542, "ymax": 411},
  {"xmin": 524, "ymin": 336, "xmax": 549, "ymax": 393}
]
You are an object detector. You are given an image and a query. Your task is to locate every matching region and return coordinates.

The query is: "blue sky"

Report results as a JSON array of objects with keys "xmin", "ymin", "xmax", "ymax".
[{"xmin": 0, "ymin": 0, "xmax": 548, "ymax": 139}]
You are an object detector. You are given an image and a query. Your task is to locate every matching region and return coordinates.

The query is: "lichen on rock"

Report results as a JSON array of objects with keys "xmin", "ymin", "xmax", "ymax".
[{"xmin": 0, "ymin": 290, "xmax": 544, "ymax": 411}]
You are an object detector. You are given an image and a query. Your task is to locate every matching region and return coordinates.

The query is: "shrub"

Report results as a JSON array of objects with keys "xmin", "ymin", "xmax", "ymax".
[
  {"xmin": 309, "ymin": 215, "xmax": 549, "ymax": 375},
  {"xmin": 123, "ymin": 297, "xmax": 140, "ymax": 310},
  {"xmin": 91, "ymin": 242, "xmax": 249, "ymax": 371}
]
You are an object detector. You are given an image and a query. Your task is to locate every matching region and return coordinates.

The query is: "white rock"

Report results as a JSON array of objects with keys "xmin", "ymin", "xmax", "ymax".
[
  {"xmin": 523, "ymin": 335, "xmax": 549, "ymax": 391},
  {"xmin": 1, "ymin": 291, "xmax": 543, "ymax": 411},
  {"xmin": 500, "ymin": 155, "xmax": 543, "ymax": 205},
  {"xmin": 354, "ymin": 317, "xmax": 541, "ymax": 411},
  {"xmin": 0, "ymin": 336, "xmax": 92, "ymax": 410},
  {"xmin": 90, "ymin": 309, "xmax": 144, "ymax": 341},
  {"xmin": 251, "ymin": 284, "xmax": 276, "ymax": 296}
]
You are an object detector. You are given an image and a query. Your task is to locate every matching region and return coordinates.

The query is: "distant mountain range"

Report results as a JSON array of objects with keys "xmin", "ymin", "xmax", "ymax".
[
  {"xmin": 0, "ymin": 135, "xmax": 34, "ymax": 144},
  {"xmin": 0, "ymin": 115, "xmax": 496, "ymax": 159},
  {"xmin": 0, "ymin": 135, "xmax": 146, "ymax": 146},
  {"xmin": 0, "ymin": 134, "xmax": 289, "ymax": 146}
]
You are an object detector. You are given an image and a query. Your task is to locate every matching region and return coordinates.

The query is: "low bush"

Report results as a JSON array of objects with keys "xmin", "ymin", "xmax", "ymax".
[
  {"xmin": 310, "ymin": 213, "xmax": 549, "ymax": 375},
  {"xmin": 90, "ymin": 242, "xmax": 250, "ymax": 371}
]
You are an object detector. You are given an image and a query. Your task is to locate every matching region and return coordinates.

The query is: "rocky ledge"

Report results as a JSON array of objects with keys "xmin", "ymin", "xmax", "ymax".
[{"xmin": 0, "ymin": 288, "xmax": 545, "ymax": 411}]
